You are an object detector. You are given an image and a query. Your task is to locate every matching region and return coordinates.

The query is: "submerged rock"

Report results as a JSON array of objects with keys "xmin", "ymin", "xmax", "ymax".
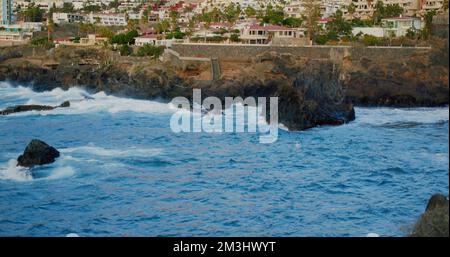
[
  {"xmin": 17, "ymin": 139, "xmax": 60, "ymax": 168},
  {"xmin": 0, "ymin": 101, "xmax": 70, "ymax": 115},
  {"xmin": 411, "ymin": 194, "xmax": 449, "ymax": 237}
]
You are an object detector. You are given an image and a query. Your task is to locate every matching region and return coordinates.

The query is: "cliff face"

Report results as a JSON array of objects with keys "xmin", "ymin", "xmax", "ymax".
[
  {"xmin": 2, "ymin": 43, "xmax": 449, "ymax": 129},
  {"xmin": 0, "ymin": 46, "xmax": 355, "ymax": 131},
  {"xmin": 342, "ymin": 42, "xmax": 449, "ymax": 107},
  {"xmin": 201, "ymin": 52, "xmax": 355, "ymax": 130}
]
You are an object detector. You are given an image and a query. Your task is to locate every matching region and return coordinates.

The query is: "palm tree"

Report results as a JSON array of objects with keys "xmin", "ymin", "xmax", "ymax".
[
  {"xmin": 47, "ymin": 18, "xmax": 55, "ymax": 42},
  {"xmin": 347, "ymin": 3, "xmax": 356, "ymax": 20},
  {"xmin": 302, "ymin": 0, "xmax": 321, "ymax": 43}
]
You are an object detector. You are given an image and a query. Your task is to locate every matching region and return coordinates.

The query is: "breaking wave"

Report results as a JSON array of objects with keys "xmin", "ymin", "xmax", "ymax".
[
  {"xmin": 355, "ymin": 107, "xmax": 449, "ymax": 126},
  {"xmin": 0, "ymin": 159, "xmax": 74, "ymax": 182},
  {"xmin": 0, "ymin": 82, "xmax": 174, "ymax": 116},
  {"xmin": 60, "ymin": 145, "xmax": 163, "ymax": 158}
]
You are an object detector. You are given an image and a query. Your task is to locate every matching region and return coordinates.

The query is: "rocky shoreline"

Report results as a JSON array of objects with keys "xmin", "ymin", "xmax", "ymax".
[{"xmin": 0, "ymin": 44, "xmax": 448, "ymax": 130}]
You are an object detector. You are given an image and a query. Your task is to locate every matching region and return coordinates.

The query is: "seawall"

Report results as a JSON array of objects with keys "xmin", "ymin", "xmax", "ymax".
[{"xmin": 170, "ymin": 43, "xmax": 432, "ymax": 62}]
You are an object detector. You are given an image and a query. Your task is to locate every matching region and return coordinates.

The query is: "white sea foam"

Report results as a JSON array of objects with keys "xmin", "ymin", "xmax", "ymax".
[
  {"xmin": 0, "ymin": 83, "xmax": 174, "ymax": 116},
  {"xmin": 60, "ymin": 145, "xmax": 162, "ymax": 158},
  {"xmin": 355, "ymin": 107, "xmax": 449, "ymax": 125},
  {"xmin": 46, "ymin": 166, "xmax": 75, "ymax": 180},
  {"xmin": 0, "ymin": 159, "xmax": 33, "ymax": 181},
  {"xmin": 0, "ymin": 158, "xmax": 75, "ymax": 182}
]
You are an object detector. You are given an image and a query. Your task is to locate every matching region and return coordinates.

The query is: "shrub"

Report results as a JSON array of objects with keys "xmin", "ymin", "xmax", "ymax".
[
  {"xmin": 362, "ymin": 34, "xmax": 380, "ymax": 46},
  {"xmin": 315, "ymin": 34, "xmax": 329, "ymax": 45},
  {"xmin": 119, "ymin": 44, "xmax": 132, "ymax": 56},
  {"xmin": 136, "ymin": 45, "xmax": 165, "ymax": 58},
  {"xmin": 166, "ymin": 29, "xmax": 185, "ymax": 39},
  {"xmin": 230, "ymin": 33, "xmax": 240, "ymax": 42},
  {"xmin": 30, "ymin": 37, "xmax": 54, "ymax": 48},
  {"xmin": 111, "ymin": 30, "xmax": 138, "ymax": 45}
]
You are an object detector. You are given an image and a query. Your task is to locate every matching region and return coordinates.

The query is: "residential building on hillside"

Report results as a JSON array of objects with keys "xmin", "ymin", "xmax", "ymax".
[
  {"xmin": 87, "ymin": 13, "xmax": 127, "ymax": 26},
  {"xmin": 240, "ymin": 24, "xmax": 307, "ymax": 45},
  {"xmin": 1, "ymin": 0, "xmax": 13, "ymax": 25},
  {"xmin": 381, "ymin": 16, "xmax": 424, "ymax": 36},
  {"xmin": 52, "ymin": 12, "xmax": 84, "ymax": 24}
]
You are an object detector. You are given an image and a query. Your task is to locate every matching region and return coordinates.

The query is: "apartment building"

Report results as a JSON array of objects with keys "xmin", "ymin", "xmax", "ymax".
[
  {"xmin": 87, "ymin": 13, "xmax": 127, "ymax": 26},
  {"xmin": 52, "ymin": 12, "xmax": 84, "ymax": 24},
  {"xmin": 1, "ymin": 0, "xmax": 13, "ymax": 25}
]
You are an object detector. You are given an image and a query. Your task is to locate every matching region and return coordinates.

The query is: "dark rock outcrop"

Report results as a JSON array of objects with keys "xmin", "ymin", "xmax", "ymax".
[
  {"xmin": 0, "ymin": 47, "xmax": 356, "ymax": 131},
  {"xmin": 411, "ymin": 194, "xmax": 449, "ymax": 237},
  {"xmin": 343, "ymin": 44, "xmax": 449, "ymax": 107},
  {"xmin": 0, "ymin": 101, "xmax": 70, "ymax": 115},
  {"xmin": 17, "ymin": 139, "xmax": 60, "ymax": 168}
]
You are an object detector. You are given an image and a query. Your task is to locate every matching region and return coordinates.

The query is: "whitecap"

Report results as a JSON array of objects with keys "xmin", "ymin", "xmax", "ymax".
[
  {"xmin": 0, "ymin": 82, "xmax": 174, "ymax": 116},
  {"xmin": 66, "ymin": 233, "xmax": 80, "ymax": 237},
  {"xmin": 0, "ymin": 159, "xmax": 33, "ymax": 182},
  {"xmin": 355, "ymin": 107, "xmax": 449, "ymax": 126},
  {"xmin": 60, "ymin": 145, "xmax": 163, "ymax": 158},
  {"xmin": 366, "ymin": 233, "xmax": 380, "ymax": 237},
  {"xmin": 0, "ymin": 159, "xmax": 75, "ymax": 182},
  {"xmin": 46, "ymin": 166, "xmax": 75, "ymax": 180}
]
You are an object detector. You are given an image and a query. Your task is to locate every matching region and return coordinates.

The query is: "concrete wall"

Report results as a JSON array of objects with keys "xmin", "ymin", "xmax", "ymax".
[{"xmin": 171, "ymin": 43, "xmax": 431, "ymax": 63}]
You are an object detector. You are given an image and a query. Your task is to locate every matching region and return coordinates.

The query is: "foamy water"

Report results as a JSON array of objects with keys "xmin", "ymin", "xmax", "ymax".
[
  {"xmin": 0, "ymin": 82, "xmax": 448, "ymax": 237},
  {"xmin": 0, "ymin": 82, "xmax": 175, "ymax": 116}
]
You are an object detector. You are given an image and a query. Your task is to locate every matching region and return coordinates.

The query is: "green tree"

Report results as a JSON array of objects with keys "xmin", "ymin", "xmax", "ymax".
[
  {"xmin": 421, "ymin": 10, "xmax": 436, "ymax": 39},
  {"xmin": 326, "ymin": 10, "xmax": 352, "ymax": 39},
  {"xmin": 61, "ymin": 2, "xmax": 75, "ymax": 13},
  {"xmin": 166, "ymin": 28, "xmax": 185, "ymax": 39},
  {"xmin": 302, "ymin": 0, "xmax": 321, "ymax": 42},
  {"xmin": 224, "ymin": 3, "xmax": 240, "ymax": 23},
  {"xmin": 245, "ymin": 6, "xmax": 256, "ymax": 17},
  {"xmin": 347, "ymin": 3, "xmax": 356, "ymax": 20},
  {"xmin": 97, "ymin": 27, "xmax": 115, "ymax": 39},
  {"xmin": 282, "ymin": 17, "xmax": 303, "ymax": 27},
  {"xmin": 156, "ymin": 20, "xmax": 170, "ymax": 34},
  {"xmin": 169, "ymin": 10, "xmax": 180, "ymax": 30},
  {"xmin": 372, "ymin": 1, "xmax": 403, "ymax": 25},
  {"xmin": 111, "ymin": 30, "xmax": 139, "ymax": 45},
  {"xmin": 109, "ymin": 0, "xmax": 120, "ymax": 10},
  {"xmin": 21, "ymin": 4, "xmax": 44, "ymax": 22},
  {"xmin": 230, "ymin": 33, "xmax": 240, "ymax": 42},
  {"xmin": 262, "ymin": 5, "xmax": 285, "ymax": 25}
]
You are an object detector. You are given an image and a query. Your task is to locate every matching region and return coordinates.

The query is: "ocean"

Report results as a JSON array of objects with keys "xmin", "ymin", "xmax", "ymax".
[{"xmin": 0, "ymin": 82, "xmax": 448, "ymax": 236}]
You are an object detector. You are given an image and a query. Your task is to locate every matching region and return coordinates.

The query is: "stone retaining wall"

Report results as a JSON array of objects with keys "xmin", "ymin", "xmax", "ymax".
[{"xmin": 171, "ymin": 43, "xmax": 431, "ymax": 62}]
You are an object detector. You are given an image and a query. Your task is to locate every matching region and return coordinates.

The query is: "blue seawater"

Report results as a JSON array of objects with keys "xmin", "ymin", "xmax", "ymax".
[{"xmin": 0, "ymin": 82, "xmax": 448, "ymax": 236}]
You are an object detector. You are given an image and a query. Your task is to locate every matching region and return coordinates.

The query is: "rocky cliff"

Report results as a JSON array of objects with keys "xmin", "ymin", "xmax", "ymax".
[
  {"xmin": 0, "ymin": 46, "xmax": 355, "ymax": 131},
  {"xmin": 342, "ymin": 41, "xmax": 449, "ymax": 107}
]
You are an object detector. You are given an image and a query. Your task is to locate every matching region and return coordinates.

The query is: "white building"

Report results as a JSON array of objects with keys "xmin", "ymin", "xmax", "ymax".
[
  {"xmin": 135, "ymin": 34, "xmax": 158, "ymax": 46},
  {"xmin": 353, "ymin": 16, "xmax": 424, "ymax": 37},
  {"xmin": 240, "ymin": 24, "xmax": 307, "ymax": 45},
  {"xmin": 88, "ymin": 13, "xmax": 127, "ymax": 26},
  {"xmin": 52, "ymin": 12, "xmax": 84, "ymax": 24},
  {"xmin": 2, "ymin": 21, "xmax": 43, "ymax": 31},
  {"xmin": 381, "ymin": 16, "xmax": 424, "ymax": 36}
]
